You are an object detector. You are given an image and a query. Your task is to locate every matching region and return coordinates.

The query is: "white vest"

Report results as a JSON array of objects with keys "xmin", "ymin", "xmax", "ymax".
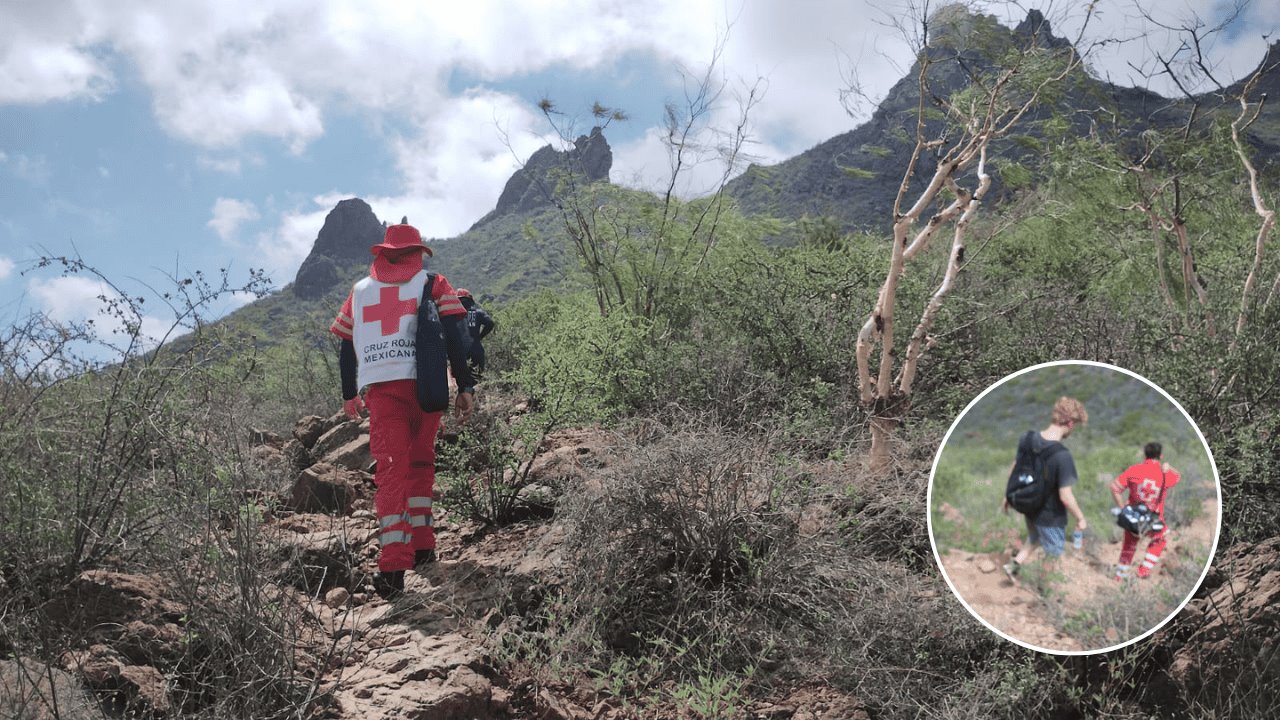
[{"xmin": 350, "ymin": 270, "xmax": 431, "ymax": 389}]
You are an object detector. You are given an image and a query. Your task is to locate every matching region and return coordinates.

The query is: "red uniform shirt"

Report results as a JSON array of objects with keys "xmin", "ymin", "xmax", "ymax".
[{"xmin": 1111, "ymin": 458, "xmax": 1181, "ymax": 518}]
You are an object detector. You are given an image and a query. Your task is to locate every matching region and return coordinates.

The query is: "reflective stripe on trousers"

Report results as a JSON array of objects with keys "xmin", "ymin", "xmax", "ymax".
[{"xmin": 409, "ymin": 495, "xmax": 433, "ymax": 528}]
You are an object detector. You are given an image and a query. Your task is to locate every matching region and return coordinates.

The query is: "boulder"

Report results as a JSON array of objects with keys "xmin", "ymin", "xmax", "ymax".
[
  {"xmin": 46, "ymin": 571, "xmax": 185, "ymax": 636},
  {"xmin": 249, "ymin": 443, "xmax": 289, "ymax": 476},
  {"xmin": 290, "ymin": 462, "xmax": 364, "ymax": 514},
  {"xmin": 312, "ymin": 420, "xmax": 367, "ymax": 461},
  {"xmin": 61, "ymin": 644, "xmax": 171, "ymax": 717},
  {"xmin": 294, "ymin": 414, "xmax": 341, "ymax": 450},
  {"xmin": 325, "ymin": 436, "xmax": 373, "ymax": 473},
  {"xmin": 271, "ymin": 517, "xmax": 369, "ymax": 594},
  {"xmin": 284, "ymin": 438, "xmax": 316, "ymax": 473},
  {"xmin": 0, "ymin": 658, "xmax": 100, "ymax": 720},
  {"xmin": 248, "ymin": 427, "xmax": 284, "ymax": 446},
  {"xmin": 1161, "ymin": 536, "xmax": 1280, "ymax": 708}
]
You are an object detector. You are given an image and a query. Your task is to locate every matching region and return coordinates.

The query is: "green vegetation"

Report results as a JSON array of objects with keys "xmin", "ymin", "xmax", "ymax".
[{"xmin": 4, "ymin": 7, "xmax": 1280, "ymax": 718}]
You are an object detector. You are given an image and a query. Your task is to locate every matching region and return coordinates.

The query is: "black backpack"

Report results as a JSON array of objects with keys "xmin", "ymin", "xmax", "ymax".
[
  {"xmin": 1005, "ymin": 431, "xmax": 1066, "ymax": 516},
  {"xmin": 414, "ymin": 274, "xmax": 451, "ymax": 413}
]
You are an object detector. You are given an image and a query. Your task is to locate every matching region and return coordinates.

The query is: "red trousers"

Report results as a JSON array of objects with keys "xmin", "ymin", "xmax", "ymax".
[
  {"xmin": 365, "ymin": 379, "xmax": 441, "ymax": 572},
  {"xmin": 1115, "ymin": 529, "xmax": 1167, "ymax": 579}
]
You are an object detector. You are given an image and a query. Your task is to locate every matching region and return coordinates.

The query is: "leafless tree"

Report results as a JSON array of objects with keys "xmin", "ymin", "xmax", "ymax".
[
  {"xmin": 1124, "ymin": 1, "xmax": 1277, "ymax": 354},
  {"xmin": 853, "ymin": 1, "xmax": 1096, "ymax": 471}
]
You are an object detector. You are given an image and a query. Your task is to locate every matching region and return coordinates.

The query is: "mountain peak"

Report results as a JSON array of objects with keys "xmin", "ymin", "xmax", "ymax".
[
  {"xmin": 292, "ymin": 197, "xmax": 384, "ymax": 299},
  {"xmin": 925, "ymin": 4, "xmax": 1070, "ymax": 53},
  {"xmin": 471, "ymin": 127, "xmax": 612, "ymax": 230}
]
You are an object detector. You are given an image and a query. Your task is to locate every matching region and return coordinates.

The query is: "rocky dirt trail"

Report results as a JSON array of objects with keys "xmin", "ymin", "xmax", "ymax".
[
  {"xmin": 273, "ymin": 414, "xmax": 601, "ymax": 719},
  {"xmin": 6, "ymin": 412, "xmax": 875, "ymax": 719},
  {"xmin": 940, "ymin": 498, "xmax": 1219, "ymax": 652}
]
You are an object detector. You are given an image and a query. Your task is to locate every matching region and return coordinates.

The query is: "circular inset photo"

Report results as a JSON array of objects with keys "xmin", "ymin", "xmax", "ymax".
[{"xmin": 928, "ymin": 361, "xmax": 1221, "ymax": 655}]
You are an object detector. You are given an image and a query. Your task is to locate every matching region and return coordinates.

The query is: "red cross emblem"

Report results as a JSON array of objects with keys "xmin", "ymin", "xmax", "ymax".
[
  {"xmin": 1139, "ymin": 478, "xmax": 1159, "ymax": 506},
  {"xmin": 363, "ymin": 286, "xmax": 418, "ymax": 336}
]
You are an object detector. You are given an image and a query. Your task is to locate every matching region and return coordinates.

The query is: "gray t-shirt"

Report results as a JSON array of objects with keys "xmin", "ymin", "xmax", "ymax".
[{"xmin": 1029, "ymin": 433, "xmax": 1078, "ymax": 528}]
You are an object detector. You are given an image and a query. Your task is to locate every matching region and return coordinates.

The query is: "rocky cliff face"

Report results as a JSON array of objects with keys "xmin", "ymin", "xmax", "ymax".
[
  {"xmin": 287, "ymin": 129, "xmax": 611, "ymax": 302},
  {"xmin": 471, "ymin": 127, "xmax": 611, "ymax": 230},
  {"xmin": 293, "ymin": 198, "xmax": 385, "ymax": 300}
]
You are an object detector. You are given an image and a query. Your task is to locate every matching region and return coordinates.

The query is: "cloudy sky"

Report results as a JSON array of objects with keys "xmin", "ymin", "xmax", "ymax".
[{"xmin": 1, "ymin": 0, "xmax": 1276, "ymax": 344}]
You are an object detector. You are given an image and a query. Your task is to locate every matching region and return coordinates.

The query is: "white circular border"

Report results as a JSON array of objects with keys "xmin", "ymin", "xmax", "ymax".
[{"xmin": 926, "ymin": 359, "xmax": 1223, "ymax": 656}]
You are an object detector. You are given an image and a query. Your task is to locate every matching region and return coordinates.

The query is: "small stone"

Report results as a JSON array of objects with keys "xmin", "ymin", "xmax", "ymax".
[
  {"xmin": 491, "ymin": 686, "xmax": 511, "ymax": 712},
  {"xmin": 325, "ymin": 587, "xmax": 351, "ymax": 609},
  {"xmin": 977, "ymin": 559, "xmax": 998, "ymax": 574}
]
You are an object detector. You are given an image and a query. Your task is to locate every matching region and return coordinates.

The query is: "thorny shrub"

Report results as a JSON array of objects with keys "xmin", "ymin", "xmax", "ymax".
[
  {"xmin": 494, "ymin": 421, "xmax": 1000, "ymax": 717},
  {"xmin": 437, "ymin": 398, "xmax": 562, "ymax": 526},
  {"xmin": 0, "ymin": 258, "xmax": 341, "ymax": 718}
]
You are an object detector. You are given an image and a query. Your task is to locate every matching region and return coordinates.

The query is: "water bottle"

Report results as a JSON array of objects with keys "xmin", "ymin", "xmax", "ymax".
[{"xmin": 1072, "ymin": 529, "xmax": 1084, "ymax": 550}]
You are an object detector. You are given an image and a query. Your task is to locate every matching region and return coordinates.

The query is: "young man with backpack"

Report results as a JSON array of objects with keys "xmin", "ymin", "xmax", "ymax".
[
  {"xmin": 1001, "ymin": 396, "xmax": 1090, "ymax": 579},
  {"xmin": 1110, "ymin": 442, "xmax": 1181, "ymax": 580},
  {"xmin": 329, "ymin": 223, "xmax": 477, "ymax": 600}
]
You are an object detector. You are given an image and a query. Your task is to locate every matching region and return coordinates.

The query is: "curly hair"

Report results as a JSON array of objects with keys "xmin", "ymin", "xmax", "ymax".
[{"xmin": 1051, "ymin": 396, "xmax": 1088, "ymax": 426}]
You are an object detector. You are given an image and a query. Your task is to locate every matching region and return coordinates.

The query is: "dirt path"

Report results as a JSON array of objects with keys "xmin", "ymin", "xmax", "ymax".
[
  {"xmin": 941, "ymin": 549, "xmax": 1084, "ymax": 651},
  {"xmin": 940, "ymin": 498, "xmax": 1219, "ymax": 652}
]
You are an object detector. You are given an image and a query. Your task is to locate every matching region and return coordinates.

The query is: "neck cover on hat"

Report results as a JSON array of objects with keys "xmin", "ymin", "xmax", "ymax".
[{"xmin": 370, "ymin": 248, "xmax": 424, "ymax": 283}]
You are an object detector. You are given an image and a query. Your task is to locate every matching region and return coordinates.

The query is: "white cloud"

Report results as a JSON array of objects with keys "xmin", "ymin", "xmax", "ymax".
[
  {"xmin": 4, "ymin": 153, "xmax": 52, "ymax": 187},
  {"xmin": 365, "ymin": 89, "xmax": 557, "ymax": 240},
  {"xmin": 28, "ymin": 275, "xmax": 112, "ymax": 323},
  {"xmin": 198, "ymin": 155, "xmax": 242, "ymax": 174},
  {"xmin": 0, "ymin": 256, "xmax": 14, "ymax": 281},
  {"xmin": 223, "ymin": 290, "xmax": 257, "ymax": 311},
  {"xmin": 208, "ymin": 198, "xmax": 261, "ymax": 243},
  {"xmin": 2, "ymin": 1, "xmax": 1275, "ymax": 156},
  {"xmin": 0, "ymin": 0, "xmax": 114, "ymax": 102},
  {"xmin": 26, "ymin": 275, "xmax": 168, "ymax": 349}
]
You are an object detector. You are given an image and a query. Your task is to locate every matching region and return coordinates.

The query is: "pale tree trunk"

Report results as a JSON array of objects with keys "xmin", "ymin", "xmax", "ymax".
[
  {"xmin": 854, "ymin": 7, "xmax": 1090, "ymax": 474},
  {"xmin": 1125, "ymin": 180, "xmax": 1212, "ymax": 336},
  {"xmin": 1229, "ymin": 77, "xmax": 1276, "ymax": 348}
]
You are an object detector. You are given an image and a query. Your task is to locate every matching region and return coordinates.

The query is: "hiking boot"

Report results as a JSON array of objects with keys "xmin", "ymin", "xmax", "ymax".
[
  {"xmin": 414, "ymin": 548, "xmax": 437, "ymax": 569},
  {"xmin": 1002, "ymin": 560, "xmax": 1020, "ymax": 581},
  {"xmin": 1136, "ymin": 566, "xmax": 1153, "ymax": 579},
  {"xmin": 373, "ymin": 570, "xmax": 405, "ymax": 600}
]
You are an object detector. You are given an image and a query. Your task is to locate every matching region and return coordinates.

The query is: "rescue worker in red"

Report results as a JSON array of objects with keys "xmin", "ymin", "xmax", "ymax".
[
  {"xmin": 329, "ymin": 223, "xmax": 476, "ymax": 600},
  {"xmin": 1111, "ymin": 442, "xmax": 1181, "ymax": 580}
]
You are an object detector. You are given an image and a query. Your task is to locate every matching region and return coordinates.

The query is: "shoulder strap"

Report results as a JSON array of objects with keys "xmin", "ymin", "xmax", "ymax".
[
  {"xmin": 421, "ymin": 272, "xmax": 438, "ymax": 304},
  {"xmin": 1019, "ymin": 430, "xmax": 1034, "ymax": 454},
  {"xmin": 1155, "ymin": 468, "xmax": 1168, "ymax": 507},
  {"xmin": 1040, "ymin": 441, "xmax": 1065, "ymax": 459}
]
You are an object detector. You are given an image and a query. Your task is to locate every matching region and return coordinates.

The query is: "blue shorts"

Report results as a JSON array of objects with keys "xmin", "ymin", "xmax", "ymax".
[{"xmin": 1024, "ymin": 518, "xmax": 1066, "ymax": 558}]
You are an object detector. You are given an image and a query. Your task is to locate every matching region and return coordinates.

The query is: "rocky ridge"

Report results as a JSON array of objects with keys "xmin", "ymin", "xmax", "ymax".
[{"xmin": 293, "ymin": 198, "xmax": 386, "ymax": 300}]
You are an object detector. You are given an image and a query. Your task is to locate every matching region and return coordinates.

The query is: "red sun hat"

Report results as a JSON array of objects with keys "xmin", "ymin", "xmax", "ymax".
[{"xmin": 370, "ymin": 224, "xmax": 433, "ymax": 257}]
